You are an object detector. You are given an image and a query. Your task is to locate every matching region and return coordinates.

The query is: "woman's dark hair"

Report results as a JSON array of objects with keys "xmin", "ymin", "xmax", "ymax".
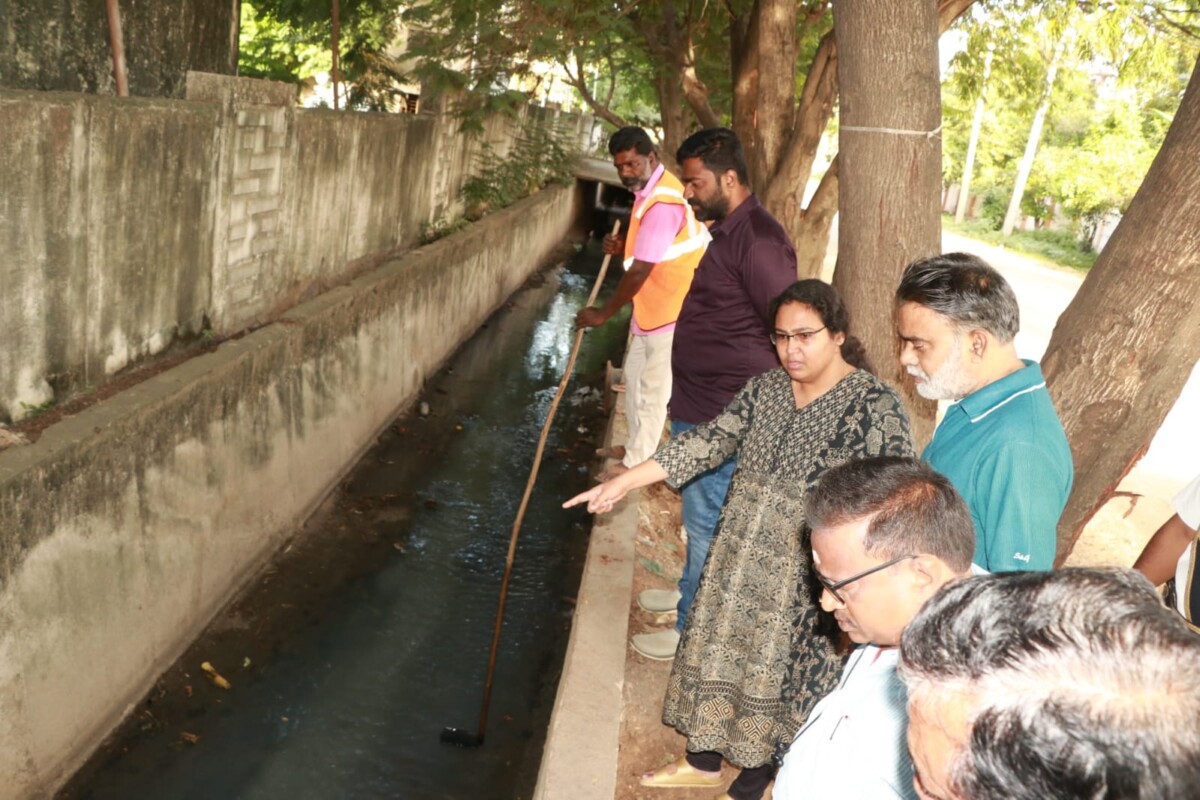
[{"xmin": 769, "ymin": 279, "xmax": 872, "ymax": 372}]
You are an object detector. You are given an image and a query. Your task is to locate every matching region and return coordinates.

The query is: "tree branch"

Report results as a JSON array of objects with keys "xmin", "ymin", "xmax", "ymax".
[
  {"xmin": 560, "ymin": 52, "xmax": 629, "ymax": 129},
  {"xmin": 604, "ymin": 51, "xmax": 617, "ymax": 108}
]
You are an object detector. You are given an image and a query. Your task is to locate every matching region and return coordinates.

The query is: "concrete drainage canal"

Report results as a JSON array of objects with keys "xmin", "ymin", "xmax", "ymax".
[{"xmin": 59, "ymin": 243, "xmax": 629, "ymax": 800}]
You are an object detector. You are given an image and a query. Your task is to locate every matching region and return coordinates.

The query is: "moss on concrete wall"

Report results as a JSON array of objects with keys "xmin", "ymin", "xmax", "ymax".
[
  {"xmin": 0, "ymin": 73, "xmax": 601, "ymax": 422},
  {"xmin": 0, "ymin": 0, "xmax": 237, "ymax": 97},
  {"xmin": 0, "ymin": 184, "xmax": 584, "ymax": 799}
]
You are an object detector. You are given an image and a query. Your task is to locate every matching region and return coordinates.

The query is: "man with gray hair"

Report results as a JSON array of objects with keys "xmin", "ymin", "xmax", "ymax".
[
  {"xmin": 899, "ymin": 567, "xmax": 1200, "ymax": 800},
  {"xmin": 895, "ymin": 253, "xmax": 1072, "ymax": 572},
  {"xmin": 773, "ymin": 456, "xmax": 976, "ymax": 799}
]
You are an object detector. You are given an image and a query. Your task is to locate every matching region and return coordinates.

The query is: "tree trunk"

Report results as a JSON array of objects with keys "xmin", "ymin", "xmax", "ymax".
[
  {"xmin": 833, "ymin": 0, "xmax": 942, "ymax": 445},
  {"xmin": 955, "ymin": 46, "xmax": 993, "ymax": 223},
  {"xmin": 655, "ymin": 63, "xmax": 688, "ymax": 165},
  {"xmin": 759, "ymin": 30, "xmax": 838, "ymax": 240},
  {"xmin": 729, "ymin": 6, "xmax": 759, "ymax": 175},
  {"xmin": 680, "ymin": 57, "xmax": 720, "ymax": 129},
  {"xmin": 759, "ymin": 0, "xmax": 975, "ymax": 252},
  {"xmin": 1043, "ymin": 57, "xmax": 1200, "ymax": 565},
  {"xmin": 1001, "ymin": 31, "xmax": 1068, "ymax": 236},
  {"xmin": 793, "ymin": 154, "xmax": 839, "ymax": 279},
  {"xmin": 749, "ymin": 0, "xmax": 797, "ymax": 189}
]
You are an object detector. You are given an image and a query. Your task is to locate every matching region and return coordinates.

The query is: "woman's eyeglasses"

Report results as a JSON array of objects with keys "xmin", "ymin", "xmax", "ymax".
[{"xmin": 770, "ymin": 327, "xmax": 826, "ymax": 346}]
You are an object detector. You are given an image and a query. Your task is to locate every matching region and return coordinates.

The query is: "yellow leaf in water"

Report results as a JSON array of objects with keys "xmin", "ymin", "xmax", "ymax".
[{"xmin": 200, "ymin": 661, "xmax": 232, "ymax": 690}]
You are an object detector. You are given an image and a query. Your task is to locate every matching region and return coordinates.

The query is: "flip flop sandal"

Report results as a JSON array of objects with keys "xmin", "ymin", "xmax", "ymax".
[{"xmin": 639, "ymin": 757, "xmax": 723, "ymax": 788}]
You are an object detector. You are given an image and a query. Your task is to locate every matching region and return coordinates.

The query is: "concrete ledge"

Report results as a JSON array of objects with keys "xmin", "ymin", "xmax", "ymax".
[
  {"xmin": 535, "ymin": 493, "xmax": 639, "ymax": 799},
  {"xmin": 535, "ymin": 392, "xmax": 639, "ymax": 799},
  {"xmin": 0, "ymin": 183, "xmax": 582, "ymax": 800}
]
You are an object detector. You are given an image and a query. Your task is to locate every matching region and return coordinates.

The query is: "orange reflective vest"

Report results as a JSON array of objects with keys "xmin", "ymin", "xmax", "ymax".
[{"xmin": 625, "ymin": 170, "xmax": 709, "ymax": 331}]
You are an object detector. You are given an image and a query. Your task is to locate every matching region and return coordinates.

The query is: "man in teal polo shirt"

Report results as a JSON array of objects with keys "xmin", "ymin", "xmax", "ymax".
[{"xmin": 894, "ymin": 253, "xmax": 1072, "ymax": 572}]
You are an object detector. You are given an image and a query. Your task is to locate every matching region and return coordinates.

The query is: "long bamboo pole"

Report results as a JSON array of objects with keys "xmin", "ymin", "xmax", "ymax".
[
  {"xmin": 442, "ymin": 220, "xmax": 621, "ymax": 748},
  {"xmin": 104, "ymin": 0, "xmax": 129, "ymax": 97},
  {"xmin": 332, "ymin": 0, "xmax": 341, "ymax": 110}
]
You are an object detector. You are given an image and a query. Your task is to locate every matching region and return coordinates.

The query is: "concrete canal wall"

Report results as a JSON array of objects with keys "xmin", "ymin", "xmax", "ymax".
[
  {"xmin": 0, "ymin": 0, "xmax": 238, "ymax": 98},
  {"xmin": 0, "ymin": 183, "xmax": 586, "ymax": 799},
  {"xmin": 0, "ymin": 72, "xmax": 602, "ymax": 423}
]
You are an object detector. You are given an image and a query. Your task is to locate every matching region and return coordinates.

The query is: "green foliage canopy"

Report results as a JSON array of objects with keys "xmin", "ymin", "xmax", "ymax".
[
  {"xmin": 942, "ymin": 0, "xmax": 1199, "ymax": 231},
  {"xmin": 239, "ymin": 0, "xmax": 407, "ymax": 109}
]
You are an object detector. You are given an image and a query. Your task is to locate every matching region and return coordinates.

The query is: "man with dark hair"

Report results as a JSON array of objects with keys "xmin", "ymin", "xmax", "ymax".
[
  {"xmin": 899, "ymin": 567, "xmax": 1200, "ymax": 800},
  {"xmin": 774, "ymin": 456, "xmax": 976, "ymax": 799},
  {"xmin": 628, "ymin": 127, "xmax": 796, "ymax": 659},
  {"xmin": 894, "ymin": 253, "xmax": 1072, "ymax": 572},
  {"xmin": 577, "ymin": 126, "xmax": 708, "ymax": 490}
]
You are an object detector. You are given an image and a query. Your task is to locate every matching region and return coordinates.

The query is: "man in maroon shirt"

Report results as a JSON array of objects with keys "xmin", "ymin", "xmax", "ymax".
[{"xmin": 632, "ymin": 127, "xmax": 797, "ymax": 660}]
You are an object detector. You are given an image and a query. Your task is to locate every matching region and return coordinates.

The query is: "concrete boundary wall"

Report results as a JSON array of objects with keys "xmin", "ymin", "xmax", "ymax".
[
  {"xmin": 0, "ymin": 90, "xmax": 219, "ymax": 423},
  {"xmin": 0, "ymin": 0, "xmax": 237, "ymax": 97},
  {"xmin": 0, "ymin": 73, "xmax": 601, "ymax": 422},
  {"xmin": 0, "ymin": 184, "xmax": 583, "ymax": 800}
]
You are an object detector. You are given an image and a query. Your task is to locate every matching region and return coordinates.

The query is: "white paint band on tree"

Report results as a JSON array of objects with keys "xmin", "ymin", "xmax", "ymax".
[{"xmin": 840, "ymin": 124, "xmax": 943, "ymax": 139}]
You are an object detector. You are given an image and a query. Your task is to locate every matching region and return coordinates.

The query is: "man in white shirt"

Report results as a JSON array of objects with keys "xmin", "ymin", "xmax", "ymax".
[
  {"xmin": 774, "ymin": 456, "xmax": 977, "ymax": 799},
  {"xmin": 1133, "ymin": 471, "xmax": 1200, "ymax": 631}
]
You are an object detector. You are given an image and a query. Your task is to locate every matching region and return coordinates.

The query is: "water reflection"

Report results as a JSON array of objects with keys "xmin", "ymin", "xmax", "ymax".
[{"xmin": 65, "ymin": 244, "xmax": 628, "ymax": 800}]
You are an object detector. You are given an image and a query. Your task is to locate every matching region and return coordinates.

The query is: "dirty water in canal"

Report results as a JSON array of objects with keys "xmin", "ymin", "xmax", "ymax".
[{"xmin": 61, "ymin": 242, "xmax": 629, "ymax": 800}]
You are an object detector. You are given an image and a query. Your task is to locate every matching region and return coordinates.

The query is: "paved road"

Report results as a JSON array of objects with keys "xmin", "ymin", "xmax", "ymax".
[{"xmin": 942, "ymin": 232, "xmax": 1080, "ymax": 362}]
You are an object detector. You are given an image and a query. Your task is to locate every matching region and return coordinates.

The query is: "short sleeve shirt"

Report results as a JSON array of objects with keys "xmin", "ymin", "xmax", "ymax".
[
  {"xmin": 922, "ymin": 361, "xmax": 1073, "ymax": 572},
  {"xmin": 1171, "ymin": 473, "xmax": 1200, "ymax": 625}
]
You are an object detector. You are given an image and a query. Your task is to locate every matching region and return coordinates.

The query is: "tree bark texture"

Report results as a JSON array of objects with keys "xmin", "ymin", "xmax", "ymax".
[
  {"xmin": 729, "ymin": 7, "xmax": 759, "ymax": 177},
  {"xmin": 758, "ymin": 0, "xmax": 974, "ymax": 255},
  {"xmin": 680, "ymin": 58, "xmax": 720, "ymax": 130},
  {"xmin": 832, "ymin": 0, "xmax": 942, "ymax": 445},
  {"xmin": 793, "ymin": 154, "xmax": 839, "ymax": 279},
  {"xmin": 1043, "ymin": 57, "xmax": 1200, "ymax": 564},
  {"xmin": 758, "ymin": 29, "xmax": 838, "ymax": 236},
  {"xmin": 749, "ymin": 0, "xmax": 797, "ymax": 189},
  {"xmin": 655, "ymin": 61, "xmax": 689, "ymax": 165}
]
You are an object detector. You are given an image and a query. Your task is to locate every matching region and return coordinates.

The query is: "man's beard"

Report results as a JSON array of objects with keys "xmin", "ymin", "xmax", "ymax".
[
  {"xmin": 908, "ymin": 343, "xmax": 976, "ymax": 401},
  {"xmin": 689, "ymin": 184, "xmax": 731, "ymax": 222},
  {"xmin": 621, "ymin": 164, "xmax": 652, "ymax": 191}
]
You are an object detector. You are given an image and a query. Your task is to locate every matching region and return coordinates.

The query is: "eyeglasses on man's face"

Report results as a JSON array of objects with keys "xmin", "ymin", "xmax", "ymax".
[
  {"xmin": 770, "ymin": 327, "xmax": 826, "ymax": 346},
  {"xmin": 817, "ymin": 553, "xmax": 918, "ymax": 604}
]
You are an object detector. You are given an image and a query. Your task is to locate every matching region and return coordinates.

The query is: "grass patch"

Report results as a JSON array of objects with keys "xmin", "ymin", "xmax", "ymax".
[
  {"xmin": 19, "ymin": 398, "xmax": 56, "ymax": 420},
  {"xmin": 943, "ymin": 215, "xmax": 1097, "ymax": 273}
]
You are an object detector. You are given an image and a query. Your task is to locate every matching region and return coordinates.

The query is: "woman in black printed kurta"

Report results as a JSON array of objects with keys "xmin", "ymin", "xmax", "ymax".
[{"xmin": 566, "ymin": 281, "xmax": 914, "ymax": 800}]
